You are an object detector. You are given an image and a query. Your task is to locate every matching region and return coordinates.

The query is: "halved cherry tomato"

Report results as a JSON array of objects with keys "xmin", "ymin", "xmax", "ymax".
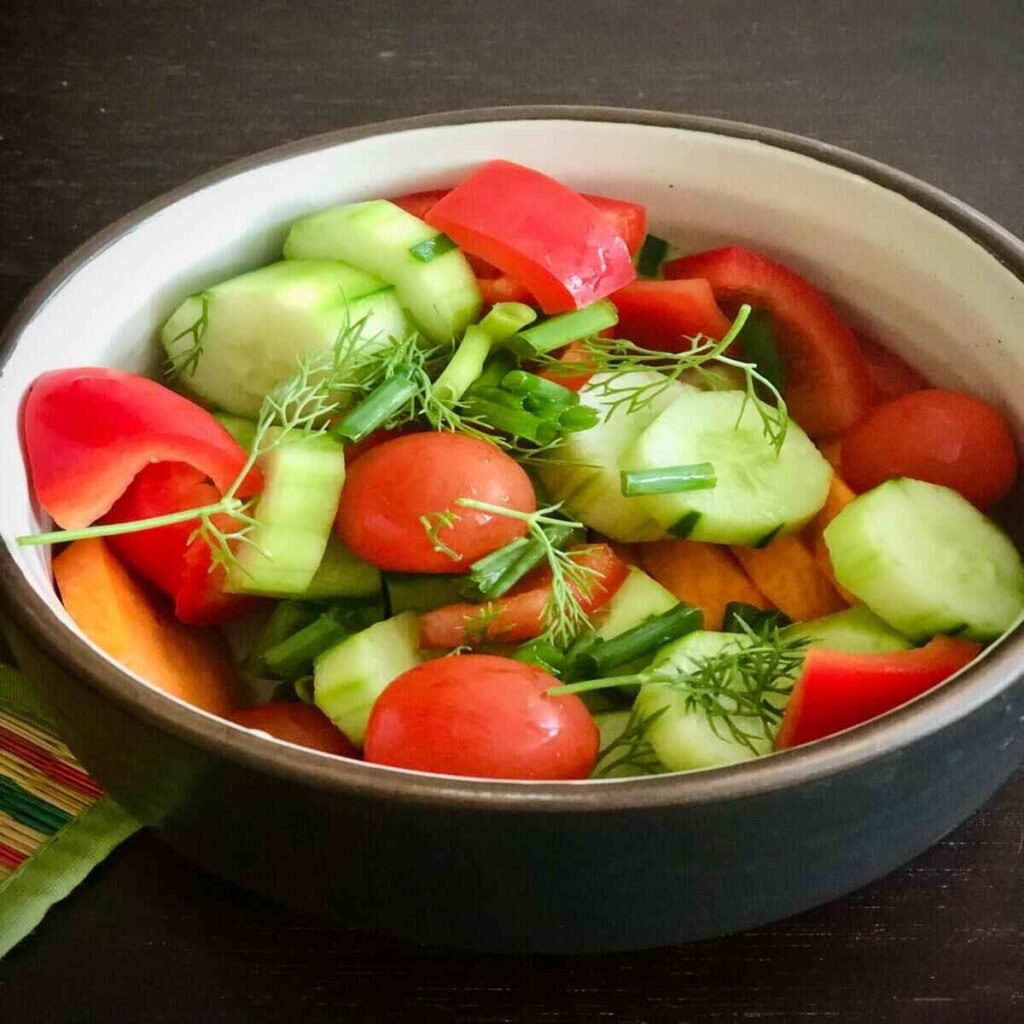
[
  {"xmin": 611, "ymin": 279, "xmax": 732, "ymax": 349},
  {"xmin": 364, "ymin": 654, "xmax": 598, "ymax": 779},
  {"xmin": 841, "ymin": 389, "xmax": 1018, "ymax": 510},
  {"xmin": 103, "ymin": 462, "xmax": 262, "ymax": 625},
  {"xmin": 425, "ymin": 161, "xmax": 636, "ymax": 313},
  {"xmin": 23, "ymin": 367, "xmax": 260, "ymax": 530},
  {"xmin": 859, "ymin": 336, "xmax": 929, "ymax": 402},
  {"xmin": 537, "ymin": 340, "xmax": 595, "ymax": 392},
  {"xmin": 229, "ymin": 702, "xmax": 358, "ymax": 757},
  {"xmin": 418, "ymin": 543, "xmax": 629, "ymax": 647},
  {"xmin": 776, "ymin": 636, "xmax": 981, "ymax": 749},
  {"xmin": 664, "ymin": 247, "xmax": 875, "ymax": 437},
  {"xmin": 335, "ymin": 433, "xmax": 536, "ymax": 574}
]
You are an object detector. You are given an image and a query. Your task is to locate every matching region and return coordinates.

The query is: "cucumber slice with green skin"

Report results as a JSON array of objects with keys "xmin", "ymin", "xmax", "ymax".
[
  {"xmin": 592, "ymin": 709, "xmax": 668, "ymax": 779},
  {"xmin": 226, "ymin": 434, "xmax": 347, "ymax": 597},
  {"xmin": 302, "ymin": 536, "xmax": 382, "ymax": 600},
  {"xmin": 785, "ymin": 606, "xmax": 912, "ymax": 654},
  {"xmin": 623, "ymin": 388, "xmax": 831, "ymax": 545},
  {"xmin": 635, "ymin": 630, "xmax": 775, "ymax": 771},
  {"xmin": 313, "ymin": 611, "xmax": 422, "ymax": 745},
  {"xmin": 538, "ymin": 371, "xmax": 684, "ymax": 542},
  {"xmin": 284, "ymin": 200, "xmax": 482, "ymax": 344},
  {"xmin": 213, "ymin": 411, "xmax": 258, "ymax": 450},
  {"xmin": 385, "ymin": 573, "xmax": 467, "ymax": 614},
  {"xmin": 824, "ymin": 478, "xmax": 1024, "ymax": 642},
  {"xmin": 592, "ymin": 567, "xmax": 679, "ymax": 641},
  {"xmin": 162, "ymin": 260, "xmax": 408, "ymax": 417}
]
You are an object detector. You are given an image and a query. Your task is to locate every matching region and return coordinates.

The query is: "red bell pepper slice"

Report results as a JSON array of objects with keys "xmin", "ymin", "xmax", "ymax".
[
  {"xmin": 584, "ymin": 195, "xmax": 647, "ymax": 255},
  {"xmin": 775, "ymin": 635, "xmax": 981, "ymax": 749},
  {"xmin": 103, "ymin": 462, "xmax": 262, "ymax": 625},
  {"xmin": 23, "ymin": 368, "xmax": 260, "ymax": 530},
  {"xmin": 537, "ymin": 340, "xmax": 596, "ymax": 392},
  {"xmin": 424, "ymin": 161, "xmax": 636, "ymax": 314},
  {"xmin": 858, "ymin": 335, "xmax": 929, "ymax": 402},
  {"xmin": 389, "ymin": 189, "xmax": 450, "ymax": 220},
  {"xmin": 663, "ymin": 247, "xmax": 875, "ymax": 437},
  {"xmin": 476, "ymin": 275, "xmax": 535, "ymax": 307},
  {"xmin": 418, "ymin": 544, "xmax": 629, "ymax": 648},
  {"xmin": 610, "ymin": 279, "xmax": 732, "ymax": 350}
]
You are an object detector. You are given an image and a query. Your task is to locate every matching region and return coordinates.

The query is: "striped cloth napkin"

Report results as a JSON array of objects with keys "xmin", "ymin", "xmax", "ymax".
[{"xmin": 0, "ymin": 636, "xmax": 139, "ymax": 957}]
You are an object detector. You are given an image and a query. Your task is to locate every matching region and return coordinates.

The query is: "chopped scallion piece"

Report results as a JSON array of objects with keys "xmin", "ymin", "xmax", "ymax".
[
  {"xmin": 620, "ymin": 463, "xmax": 717, "ymax": 496},
  {"xmin": 509, "ymin": 299, "xmax": 619, "ymax": 357},
  {"xmin": 501, "ymin": 370, "xmax": 579, "ymax": 406},
  {"xmin": 333, "ymin": 369, "xmax": 419, "ymax": 443},
  {"xmin": 513, "ymin": 638, "xmax": 568, "ymax": 678},
  {"xmin": 409, "ymin": 232, "xmax": 458, "ymax": 262},
  {"xmin": 432, "ymin": 325, "xmax": 494, "ymax": 404},
  {"xmin": 478, "ymin": 302, "xmax": 537, "ymax": 340}
]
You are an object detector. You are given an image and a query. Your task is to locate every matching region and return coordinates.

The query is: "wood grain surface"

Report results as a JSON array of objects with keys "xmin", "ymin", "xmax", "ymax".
[{"xmin": 1, "ymin": 2, "xmax": 1022, "ymax": 1020}]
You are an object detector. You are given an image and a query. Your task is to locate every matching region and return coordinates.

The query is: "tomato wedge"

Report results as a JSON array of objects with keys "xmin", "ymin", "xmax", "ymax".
[
  {"xmin": 776, "ymin": 635, "xmax": 981, "ymax": 749},
  {"xmin": 23, "ymin": 367, "xmax": 260, "ymax": 530},
  {"xmin": 611, "ymin": 279, "xmax": 732, "ymax": 349},
  {"xmin": 103, "ymin": 462, "xmax": 262, "ymax": 625},
  {"xmin": 418, "ymin": 544, "xmax": 629, "ymax": 648},
  {"xmin": 425, "ymin": 161, "xmax": 636, "ymax": 314},
  {"xmin": 664, "ymin": 247, "xmax": 875, "ymax": 437}
]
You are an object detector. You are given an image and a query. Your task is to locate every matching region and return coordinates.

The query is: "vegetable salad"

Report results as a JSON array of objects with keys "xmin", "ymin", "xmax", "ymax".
[{"xmin": 18, "ymin": 159, "xmax": 1024, "ymax": 781}]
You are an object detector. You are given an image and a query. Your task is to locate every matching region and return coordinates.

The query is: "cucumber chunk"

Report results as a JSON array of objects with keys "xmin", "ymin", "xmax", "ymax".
[
  {"xmin": 213, "ymin": 412, "xmax": 258, "ymax": 450},
  {"xmin": 163, "ymin": 260, "xmax": 408, "ymax": 417},
  {"xmin": 226, "ymin": 434, "xmax": 347, "ymax": 597},
  {"xmin": 635, "ymin": 630, "xmax": 776, "ymax": 771},
  {"xmin": 785, "ymin": 606, "xmax": 912, "ymax": 654},
  {"xmin": 622, "ymin": 388, "xmax": 831, "ymax": 545},
  {"xmin": 824, "ymin": 478, "xmax": 1024, "ymax": 642},
  {"xmin": 313, "ymin": 611, "xmax": 422, "ymax": 745},
  {"xmin": 284, "ymin": 200, "xmax": 481, "ymax": 343},
  {"xmin": 538, "ymin": 371, "xmax": 684, "ymax": 541},
  {"xmin": 591, "ymin": 566, "xmax": 679, "ymax": 641},
  {"xmin": 302, "ymin": 536, "xmax": 382, "ymax": 600},
  {"xmin": 592, "ymin": 709, "xmax": 668, "ymax": 779}
]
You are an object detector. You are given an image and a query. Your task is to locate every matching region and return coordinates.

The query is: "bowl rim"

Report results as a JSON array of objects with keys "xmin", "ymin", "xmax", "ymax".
[{"xmin": 2, "ymin": 104, "xmax": 1022, "ymax": 813}]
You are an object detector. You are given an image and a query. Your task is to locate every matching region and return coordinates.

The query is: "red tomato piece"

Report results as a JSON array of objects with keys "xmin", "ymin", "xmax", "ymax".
[
  {"xmin": 23, "ymin": 368, "xmax": 260, "ymax": 531},
  {"xmin": 418, "ymin": 544, "xmax": 629, "ymax": 648},
  {"xmin": 228, "ymin": 703, "xmax": 358, "ymax": 757},
  {"xmin": 364, "ymin": 655, "xmax": 598, "ymax": 780},
  {"xmin": 335, "ymin": 433, "xmax": 536, "ymax": 574},
  {"xmin": 425, "ymin": 161, "xmax": 636, "ymax": 314},
  {"xmin": 536, "ymin": 340, "xmax": 595, "ymax": 392},
  {"xmin": 776, "ymin": 636, "xmax": 981, "ymax": 749},
  {"xmin": 840, "ymin": 389, "xmax": 1018, "ymax": 509},
  {"xmin": 476, "ymin": 275, "xmax": 535, "ymax": 307},
  {"xmin": 664, "ymin": 247, "xmax": 875, "ymax": 437},
  {"xmin": 858, "ymin": 336, "xmax": 929, "ymax": 402},
  {"xmin": 388, "ymin": 189, "xmax": 450, "ymax": 220},
  {"xmin": 342, "ymin": 426, "xmax": 414, "ymax": 465},
  {"xmin": 611, "ymin": 279, "xmax": 733, "ymax": 349},
  {"xmin": 103, "ymin": 462, "xmax": 262, "ymax": 625}
]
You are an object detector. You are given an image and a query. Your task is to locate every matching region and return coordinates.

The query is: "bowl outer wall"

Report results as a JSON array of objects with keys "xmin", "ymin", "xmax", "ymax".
[{"xmin": 1, "ymin": 107, "xmax": 1023, "ymax": 951}]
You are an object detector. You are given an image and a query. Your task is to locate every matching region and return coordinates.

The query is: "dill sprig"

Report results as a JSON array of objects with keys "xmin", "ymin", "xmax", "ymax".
[
  {"xmin": 430, "ymin": 499, "xmax": 599, "ymax": 647},
  {"xmin": 591, "ymin": 704, "xmax": 668, "ymax": 779},
  {"xmin": 419, "ymin": 509, "xmax": 463, "ymax": 563},
  {"xmin": 536, "ymin": 304, "xmax": 790, "ymax": 454},
  {"xmin": 164, "ymin": 293, "xmax": 210, "ymax": 380},
  {"xmin": 552, "ymin": 622, "xmax": 810, "ymax": 753}
]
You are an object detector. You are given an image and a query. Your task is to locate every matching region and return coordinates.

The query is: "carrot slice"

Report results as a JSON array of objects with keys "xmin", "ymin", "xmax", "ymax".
[
  {"xmin": 803, "ymin": 474, "xmax": 859, "ymax": 604},
  {"xmin": 731, "ymin": 535, "xmax": 847, "ymax": 622},
  {"xmin": 639, "ymin": 539, "xmax": 771, "ymax": 631},
  {"xmin": 53, "ymin": 539, "xmax": 239, "ymax": 716}
]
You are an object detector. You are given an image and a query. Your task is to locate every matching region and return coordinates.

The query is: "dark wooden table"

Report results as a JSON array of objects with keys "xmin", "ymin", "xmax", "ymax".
[{"xmin": 2, "ymin": 2, "xmax": 1022, "ymax": 1020}]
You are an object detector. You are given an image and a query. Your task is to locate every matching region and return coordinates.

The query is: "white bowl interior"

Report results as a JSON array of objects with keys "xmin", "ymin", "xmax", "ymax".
[{"xmin": 2, "ymin": 117, "xmax": 1023, "ymax": 704}]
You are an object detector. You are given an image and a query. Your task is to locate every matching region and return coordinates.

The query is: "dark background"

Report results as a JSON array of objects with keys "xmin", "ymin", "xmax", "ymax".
[{"xmin": 1, "ymin": 1, "xmax": 1022, "ymax": 1021}]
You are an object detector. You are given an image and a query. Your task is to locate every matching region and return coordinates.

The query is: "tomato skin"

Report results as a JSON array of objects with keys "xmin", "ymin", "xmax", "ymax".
[
  {"xmin": 611, "ymin": 279, "xmax": 732, "ymax": 349},
  {"xmin": 664, "ymin": 247, "xmax": 875, "ymax": 437},
  {"xmin": 418, "ymin": 544, "xmax": 630, "ymax": 648},
  {"xmin": 425, "ymin": 161, "xmax": 636, "ymax": 314},
  {"xmin": 364, "ymin": 655, "xmax": 598, "ymax": 780},
  {"xmin": 476, "ymin": 275, "xmax": 534, "ymax": 307},
  {"xmin": 841, "ymin": 389, "xmax": 1018, "ymax": 509},
  {"xmin": 229, "ymin": 703, "xmax": 358, "ymax": 757},
  {"xmin": 776, "ymin": 636, "xmax": 981, "ymax": 749},
  {"xmin": 104, "ymin": 462, "xmax": 261, "ymax": 625},
  {"xmin": 335, "ymin": 433, "xmax": 536, "ymax": 574},
  {"xmin": 23, "ymin": 368, "xmax": 260, "ymax": 530}
]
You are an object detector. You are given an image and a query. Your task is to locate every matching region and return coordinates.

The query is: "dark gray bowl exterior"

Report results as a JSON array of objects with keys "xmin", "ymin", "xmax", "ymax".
[{"xmin": 2, "ymin": 108, "xmax": 1023, "ymax": 953}]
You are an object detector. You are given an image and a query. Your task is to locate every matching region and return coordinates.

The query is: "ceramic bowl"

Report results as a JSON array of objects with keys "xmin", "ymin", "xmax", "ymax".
[{"xmin": 2, "ymin": 108, "xmax": 1022, "ymax": 953}]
